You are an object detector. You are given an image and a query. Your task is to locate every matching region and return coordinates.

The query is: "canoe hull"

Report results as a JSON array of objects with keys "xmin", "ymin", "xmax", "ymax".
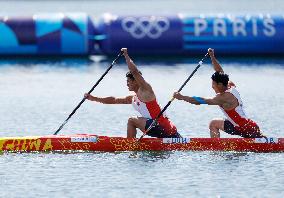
[{"xmin": 0, "ymin": 134, "xmax": 283, "ymax": 153}]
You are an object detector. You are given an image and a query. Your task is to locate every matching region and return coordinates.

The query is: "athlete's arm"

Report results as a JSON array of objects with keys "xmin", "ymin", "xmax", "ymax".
[
  {"xmin": 209, "ymin": 48, "xmax": 236, "ymax": 87},
  {"xmin": 84, "ymin": 93, "xmax": 133, "ymax": 104},
  {"xmin": 121, "ymin": 48, "xmax": 152, "ymax": 91},
  {"xmin": 173, "ymin": 92, "xmax": 226, "ymax": 106},
  {"xmin": 208, "ymin": 48, "xmax": 224, "ymax": 73}
]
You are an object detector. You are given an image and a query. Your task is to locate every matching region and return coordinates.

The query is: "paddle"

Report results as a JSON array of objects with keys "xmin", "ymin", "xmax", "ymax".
[
  {"xmin": 54, "ymin": 51, "xmax": 124, "ymax": 135},
  {"xmin": 137, "ymin": 53, "xmax": 209, "ymax": 142}
]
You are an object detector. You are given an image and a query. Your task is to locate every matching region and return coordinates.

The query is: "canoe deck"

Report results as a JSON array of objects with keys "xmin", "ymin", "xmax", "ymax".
[{"xmin": 0, "ymin": 134, "xmax": 283, "ymax": 153}]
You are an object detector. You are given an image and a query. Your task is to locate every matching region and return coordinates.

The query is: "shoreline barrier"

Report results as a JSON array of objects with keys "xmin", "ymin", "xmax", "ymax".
[
  {"xmin": 96, "ymin": 13, "xmax": 284, "ymax": 55},
  {"xmin": 0, "ymin": 13, "xmax": 283, "ymax": 56},
  {"xmin": 0, "ymin": 13, "xmax": 95, "ymax": 55}
]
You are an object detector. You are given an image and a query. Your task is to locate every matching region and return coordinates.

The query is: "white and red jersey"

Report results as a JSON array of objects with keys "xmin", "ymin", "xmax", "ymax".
[
  {"xmin": 219, "ymin": 86, "xmax": 259, "ymax": 132},
  {"xmin": 219, "ymin": 86, "xmax": 248, "ymax": 127},
  {"xmin": 132, "ymin": 95, "xmax": 176, "ymax": 135}
]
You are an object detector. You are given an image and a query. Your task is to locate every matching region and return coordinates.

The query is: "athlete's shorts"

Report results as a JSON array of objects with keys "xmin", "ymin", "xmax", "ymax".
[
  {"xmin": 224, "ymin": 119, "xmax": 264, "ymax": 138},
  {"xmin": 145, "ymin": 119, "xmax": 181, "ymax": 138}
]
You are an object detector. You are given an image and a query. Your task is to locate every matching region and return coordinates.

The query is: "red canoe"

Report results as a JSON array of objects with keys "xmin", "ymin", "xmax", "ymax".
[{"xmin": 0, "ymin": 134, "xmax": 283, "ymax": 153}]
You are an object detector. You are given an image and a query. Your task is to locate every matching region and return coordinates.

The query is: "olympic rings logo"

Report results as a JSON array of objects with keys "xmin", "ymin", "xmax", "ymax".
[{"xmin": 121, "ymin": 16, "xmax": 170, "ymax": 39}]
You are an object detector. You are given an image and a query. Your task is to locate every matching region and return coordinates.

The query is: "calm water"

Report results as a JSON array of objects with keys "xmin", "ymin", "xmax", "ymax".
[
  {"xmin": 1, "ymin": 57, "xmax": 284, "ymax": 197},
  {"xmin": 1, "ymin": 0, "xmax": 284, "ymax": 197}
]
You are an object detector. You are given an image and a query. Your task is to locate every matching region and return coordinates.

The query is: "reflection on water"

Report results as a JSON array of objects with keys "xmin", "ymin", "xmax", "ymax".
[
  {"xmin": 1, "ymin": 55, "xmax": 284, "ymax": 68},
  {"xmin": 129, "ymin": 151, "xmax": 173, "ymax": 162},
  {"xmin": 208, "ymin": 151, "xmax": 250, "ymax": 163},
  {"xmin": 1, "ymin": 149, "xmax": 284, "ymax": 197},
  {"xmin": 0, "ymin": 56, "xmax": 95, "ymax": 68}
]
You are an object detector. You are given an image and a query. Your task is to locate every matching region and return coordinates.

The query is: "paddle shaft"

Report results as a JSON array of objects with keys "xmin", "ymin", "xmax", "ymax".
[
  {"xmin": 138, "ymin": 53, "xmax": 209, "ymax": 141},
  {"xmin": 54, "ymin": 52, "xmax": 123, "ymax": 135}
]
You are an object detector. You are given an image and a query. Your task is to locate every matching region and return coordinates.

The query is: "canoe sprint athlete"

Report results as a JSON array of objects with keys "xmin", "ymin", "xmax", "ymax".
[
  {"xmin": 85, "ymin": 48, "xmax": 181, "ymax": 138},
  {"xmin": 173, "ymin": 48, "xmax": 265, "ymax": 138}
]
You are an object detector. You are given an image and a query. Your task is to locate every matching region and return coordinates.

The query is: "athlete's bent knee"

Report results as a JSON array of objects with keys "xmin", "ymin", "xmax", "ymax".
[
  {"xmin": 128, "ymin": 117, "xmax": 138, "ymax": 125},
  {"xmin": 209, "ymin": 120, "xmax": 218, "ymax": 130}
]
